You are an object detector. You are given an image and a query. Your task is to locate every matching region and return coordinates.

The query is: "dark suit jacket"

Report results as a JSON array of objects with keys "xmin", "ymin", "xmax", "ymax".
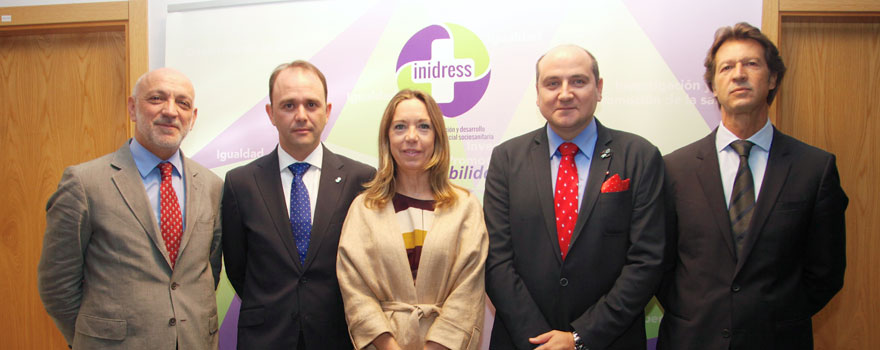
[
  {"xmin": 222, "ymin": 145, "xmax": 374, "ymax": 350},
  {"xmin": 484, "ymin": 121, "xmax": 666, "ymax": 350},
  {"xmin": 657, "ymin": 127, "xmax": 848, "ymax": 350}
]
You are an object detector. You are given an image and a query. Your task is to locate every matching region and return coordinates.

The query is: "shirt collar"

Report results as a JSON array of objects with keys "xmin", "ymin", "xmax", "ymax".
[
  {"xmin": 716, "ymin": 118, "xmax": 774, "ymax": 154},
  {"xmin": 547, "ymin": 117, "xmax": 598, "ymax": 159},
  {"xmin": 129, "ymin": 138, "xmax": 184, "ymax": 178},
  {"xmin": 278, "ymin": 144, "xmax": 323, "ymax": 172}
]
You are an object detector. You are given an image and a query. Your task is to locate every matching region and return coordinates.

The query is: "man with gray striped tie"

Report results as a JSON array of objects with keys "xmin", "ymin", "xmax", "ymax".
[{"xmin": 657, "ymin": 22, "xmax": 848, "ymax": 350}]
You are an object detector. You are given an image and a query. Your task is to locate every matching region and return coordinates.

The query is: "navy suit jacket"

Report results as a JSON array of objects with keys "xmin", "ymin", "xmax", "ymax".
[{"xmin": 222, "ymin": 145, "xmax": 374, "ymax": 350}]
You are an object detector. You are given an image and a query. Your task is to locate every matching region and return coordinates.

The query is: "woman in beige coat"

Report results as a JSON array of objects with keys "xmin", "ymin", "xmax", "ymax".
[{"xmin": 337, "ymin": 89, "xmax": 488, "ymax": 350}]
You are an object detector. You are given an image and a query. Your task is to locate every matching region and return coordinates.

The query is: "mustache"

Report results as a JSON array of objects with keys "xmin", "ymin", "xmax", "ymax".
[{"xmin": 153, "ymin": 116, "xmax": 182, "ymax": 128}]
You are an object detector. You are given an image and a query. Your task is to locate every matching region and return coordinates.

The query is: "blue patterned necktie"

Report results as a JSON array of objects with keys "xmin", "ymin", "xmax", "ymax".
[{"xmin": 288, "ymin": 163, "xmax": 312, "ymax": 264}]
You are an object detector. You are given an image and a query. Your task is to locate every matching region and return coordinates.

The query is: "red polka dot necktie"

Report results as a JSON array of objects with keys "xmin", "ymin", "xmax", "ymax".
[
  {"xmin": 159, "ymin": 162, "xmax": 182, "ymax": 268},
  {"xmin": 554, "ymin": 142, "xmax": 579, "ymax": 260}
]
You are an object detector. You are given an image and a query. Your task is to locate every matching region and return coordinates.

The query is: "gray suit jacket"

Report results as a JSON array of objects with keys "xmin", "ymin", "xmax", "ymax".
[{"xmin": 38, "ymin": 142, "xmax": 223, "ymax": 349}]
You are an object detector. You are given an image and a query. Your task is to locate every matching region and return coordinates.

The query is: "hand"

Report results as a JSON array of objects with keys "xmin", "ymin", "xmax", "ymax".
[
  {"xmin": 424, "ymin": 340, "xmax": 449, "ymax": 350},
  {"xmin": 372, "ymin": 332, "xmax": 402, "ymax": 350},
  {"xmin": 529, "ymin": 330, "xmax": 575, "ymax": 350}
]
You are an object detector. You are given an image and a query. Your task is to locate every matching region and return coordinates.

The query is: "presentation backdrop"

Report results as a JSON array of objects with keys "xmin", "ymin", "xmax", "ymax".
[{"xmin": 166, "ymin": 0, "xmax": 761, "ymax": 348}]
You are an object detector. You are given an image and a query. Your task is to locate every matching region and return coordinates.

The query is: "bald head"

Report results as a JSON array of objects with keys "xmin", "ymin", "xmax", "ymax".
[
  {"xmin": 132, "ymin": 68, "xmax": 195, "ymax": 100},
  {"xmin": 127, "ymin": 68, "xmax": 198, "ymax": 159},
  {"xmin": 536, "ymin": 45, "xmax": 600, "ymax": 86}
]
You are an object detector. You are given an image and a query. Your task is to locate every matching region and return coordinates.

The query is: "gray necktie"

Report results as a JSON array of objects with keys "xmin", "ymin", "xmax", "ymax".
[{"xmin": 728, "ymin": 140, "xmax": 755, "ymax": 257}]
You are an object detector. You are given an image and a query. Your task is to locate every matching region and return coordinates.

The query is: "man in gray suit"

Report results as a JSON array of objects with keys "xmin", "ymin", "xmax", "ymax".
[{"xmin": 38, "ymin": 68, "xmax": 223, "ymax": 349}]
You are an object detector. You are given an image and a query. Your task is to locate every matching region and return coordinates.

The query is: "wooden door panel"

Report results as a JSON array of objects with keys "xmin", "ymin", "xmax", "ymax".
[
  {"xmin": 778, "ymin": 19, "xmax": 880, "ymax": 350},
  {"xmin": 0, "ymin": 29, "xmax": 127, "ymax": 349}
]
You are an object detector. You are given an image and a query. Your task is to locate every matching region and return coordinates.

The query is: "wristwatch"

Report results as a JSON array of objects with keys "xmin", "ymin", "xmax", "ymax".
[{"xmin": 572, "ymin": 331, "xmax": 588, "ymax": 350}]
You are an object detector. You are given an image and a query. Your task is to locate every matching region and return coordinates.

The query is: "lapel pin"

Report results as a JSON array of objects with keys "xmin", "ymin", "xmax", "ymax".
[
  {"xmin": 335, "ymin": 176, "xmax": 342, "ymax": 183},
  {"xmin": 600, "ymin": 148, "xmax": 612, "ymax": 159}
]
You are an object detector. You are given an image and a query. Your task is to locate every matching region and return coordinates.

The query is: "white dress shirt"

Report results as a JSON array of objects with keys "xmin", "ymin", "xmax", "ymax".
[
  {"xmin": 278, "ymin": 144, "xmax": 323, "ymax": 223},
  {"xmin": 716, "ymin": 119, "xmax": 774, "ymax": 208}
]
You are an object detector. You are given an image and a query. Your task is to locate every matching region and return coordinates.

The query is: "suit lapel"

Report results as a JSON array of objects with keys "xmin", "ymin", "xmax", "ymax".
[
  {"xmin": 571, "ymin": 121, "xmax": 612, "ymax": 245},
  {"xmin": 304, "ymin": 145, "xmax": 345, "ymax": 270},
  {"xmin": 694, "ymin": 130, "xmax": 738, "ymax": 262},
  {"xmin": 254, "ymin": 150, "xmax": 306, "ymax": 271},
  {"xmin": 176, "ymin": 155, "xmax": 201, "ymax": 262},
  {"xmin": 735, "ymin": 128, "xmax": 792, "ymax": 275},
  {"xmin": 529, "ymin": 128, "xmax": 563, "ymax": 265},
  {"xmin": 109, "ymin": 144, "xmax": 173, "ymax": 268}
]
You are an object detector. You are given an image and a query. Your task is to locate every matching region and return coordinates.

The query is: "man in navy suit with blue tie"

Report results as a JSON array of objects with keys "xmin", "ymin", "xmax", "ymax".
[{"xmin": 222, "ymin": 60, "xmax": 374, "ymax": 349}]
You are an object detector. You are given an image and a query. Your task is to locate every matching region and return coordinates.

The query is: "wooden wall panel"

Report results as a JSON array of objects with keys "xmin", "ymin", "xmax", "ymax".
[
  {"xmin": 778, "ymin": 20, "xmax": 880, "ymax": 349},
  {"xmin": 0, "ymin": 2, "xmax": 127, "ymax": 27},
  {"xmin": 0, "ymin": 30, "xmax": 128, "ymax": 349}
]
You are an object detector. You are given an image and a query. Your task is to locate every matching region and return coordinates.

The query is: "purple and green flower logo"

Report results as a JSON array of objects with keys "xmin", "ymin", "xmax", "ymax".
[{"xmin": 396, "ymin": 23, "xmax": 491, "ymax": 118}]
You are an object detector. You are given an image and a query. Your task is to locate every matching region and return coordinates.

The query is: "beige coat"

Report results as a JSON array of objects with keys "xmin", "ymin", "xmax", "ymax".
[{"xmin": 337, "ymin": 188, "xmax": 488, "ymax": 350}]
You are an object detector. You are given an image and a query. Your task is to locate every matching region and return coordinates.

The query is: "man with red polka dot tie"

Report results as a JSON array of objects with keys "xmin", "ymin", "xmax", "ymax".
[
  {"xmin": 38, "ymin": 68, "xmax": 224, "ymax": 349},
  {"xmin": 484, "ymin": 45, "xmax": 666, "ymax": 350}
]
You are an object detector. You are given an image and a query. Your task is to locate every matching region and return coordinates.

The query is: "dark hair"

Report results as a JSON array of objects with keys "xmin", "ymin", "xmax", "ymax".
[
  {"xmin": 704, "ymin": 22, "xmax": 786, "ymax": 105},
  {"xmin": 268, "ymin": 60, "xmax": 328, "ymax": 104}
]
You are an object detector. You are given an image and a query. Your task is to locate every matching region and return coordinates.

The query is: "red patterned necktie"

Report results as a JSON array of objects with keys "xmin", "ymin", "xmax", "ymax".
[
  {"xmin": 555, "ymin": 142, "xmax": 579, "ymax": 260},
  {"xmin": 159, "ymin": 162, "xmax": 182, "ymax": 268}
]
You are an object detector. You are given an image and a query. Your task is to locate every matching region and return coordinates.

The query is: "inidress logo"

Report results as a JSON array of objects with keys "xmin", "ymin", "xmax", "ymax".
[{"xmin": 396, "ymin": 23, "xmax": 491, "ymax": 118}]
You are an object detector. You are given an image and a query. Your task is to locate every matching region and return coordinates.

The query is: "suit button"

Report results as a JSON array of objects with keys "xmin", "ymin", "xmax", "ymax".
[
  {"xmin": 722, "ymin": 328, "xmax": 730, "ymax": 338},
  {"xmin": 731, "ymin": 285, "xmax": 741, "ymax": 292},
  {"xmin": 301, "ymin": 277, "xmax": 308, "ymax": 284},
  {"xmin": 169, "ymin": 318, "xmax": 177, "ymax": 326},
  {"xmin": 171, "ymin": 282, "xmax": 180, "ymax": 290},
  {"xmin": 559, "ymin": 278, "xmax": 569, "ymax": 287}
]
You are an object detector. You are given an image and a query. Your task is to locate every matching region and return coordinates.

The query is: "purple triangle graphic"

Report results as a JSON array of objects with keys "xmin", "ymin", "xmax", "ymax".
[
  {"xmin": 621, "ymin": 0, "xmax": 762, "ymax": 129},
  {"xmin": 192, "ymin": 1, "xmax": 395, "ymax": 168},
  {"xmin": 218, "ymin": 295, "xmax": 240, "ymax": 350}
]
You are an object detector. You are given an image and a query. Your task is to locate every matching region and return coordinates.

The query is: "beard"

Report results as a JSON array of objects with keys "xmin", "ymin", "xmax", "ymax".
[{"xmin": 137, "ymin": 115, "xmax": 191, "ymax": 153}]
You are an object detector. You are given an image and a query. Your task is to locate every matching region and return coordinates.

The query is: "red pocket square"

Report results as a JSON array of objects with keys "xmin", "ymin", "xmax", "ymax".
[{"xmin": 601, "ymin": 174, "xmax": 630, "ymax": 193}]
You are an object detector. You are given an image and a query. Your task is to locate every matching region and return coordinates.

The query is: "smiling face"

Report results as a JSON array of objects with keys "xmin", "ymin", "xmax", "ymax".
[
  {"xmin": 536, "ymin": 45, "xmax": 603, "ymax": 140},
  {"xmin": 712, "ymin": 39, "xmax": 777, "ymax": 117},
  {"xmin": 266, "ymin": 67, "xmax": 331, "ymax": 160},
  {"xmin": 388, "ymin": 98, "xmax": 435, "ymax": 177},
  {"xmin": 128, "ymin": 68, "xmax": 198, "ymax": 160}
]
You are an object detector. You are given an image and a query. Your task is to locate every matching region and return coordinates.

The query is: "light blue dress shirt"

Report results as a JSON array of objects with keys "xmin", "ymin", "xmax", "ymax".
[
  {"xmin": 716, "ymin": 119, "xmax": 774, "ymax": 208},
  {"xmin": 548, "ymin": 118, "xmax": 598, "ymax": 211},
  {"xmin": 129, "ymin": 138, "xmax": 186, "ymax": 230}
]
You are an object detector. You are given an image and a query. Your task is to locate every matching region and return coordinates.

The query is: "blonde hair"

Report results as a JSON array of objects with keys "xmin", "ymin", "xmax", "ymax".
[{"xmin": 362, "ymin": 89, "xmax": 460, "ymax": 209}]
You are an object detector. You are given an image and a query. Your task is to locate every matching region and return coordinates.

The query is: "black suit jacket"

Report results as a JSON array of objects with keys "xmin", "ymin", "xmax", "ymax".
[
  {"xmin": 484, "ymin": 120, "xmax": 666, "ymax": 350},
  {"xmin": 657, "ymin": 128, "xmax": 848, "ymax": 350},
  {"xmin": 222, "ymin": 145, "xmax": 375, "ymax": 350}
]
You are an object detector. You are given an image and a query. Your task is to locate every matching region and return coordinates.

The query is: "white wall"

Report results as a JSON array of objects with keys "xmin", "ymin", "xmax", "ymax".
[{"xmin": 0, "ymin": 0, "xmax": 191, "ymax": 70}]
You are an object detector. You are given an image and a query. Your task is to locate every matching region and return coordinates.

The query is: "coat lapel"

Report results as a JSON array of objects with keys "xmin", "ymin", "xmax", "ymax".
[
  {"xmin": 694, "ymin": 130, "xmax": 738, "ymax": 262},
  {"xmin": 109, "ymin": 144, "xmax": 172, "ymax": 268},
  {"xmin": 571, "ymin": 120, "xmax": 612, "ymax": 245},
  {"xmin": 735, "ymin": 128, "xmax": 792, "ymax": 276},
  {"xmin": 304, "ymin": 145, "xmax": 345, "ymax": 270},
  {"xmin": 176, "ymin": 155, "xmax": 201, "ymax": 262},
  {"xmin": 254, "ymin": 149, "xmax": 305, "ymax": 271},
  {"xmin": 529, "ymin": 127, "xmax": 563, "ymax": 265}
]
